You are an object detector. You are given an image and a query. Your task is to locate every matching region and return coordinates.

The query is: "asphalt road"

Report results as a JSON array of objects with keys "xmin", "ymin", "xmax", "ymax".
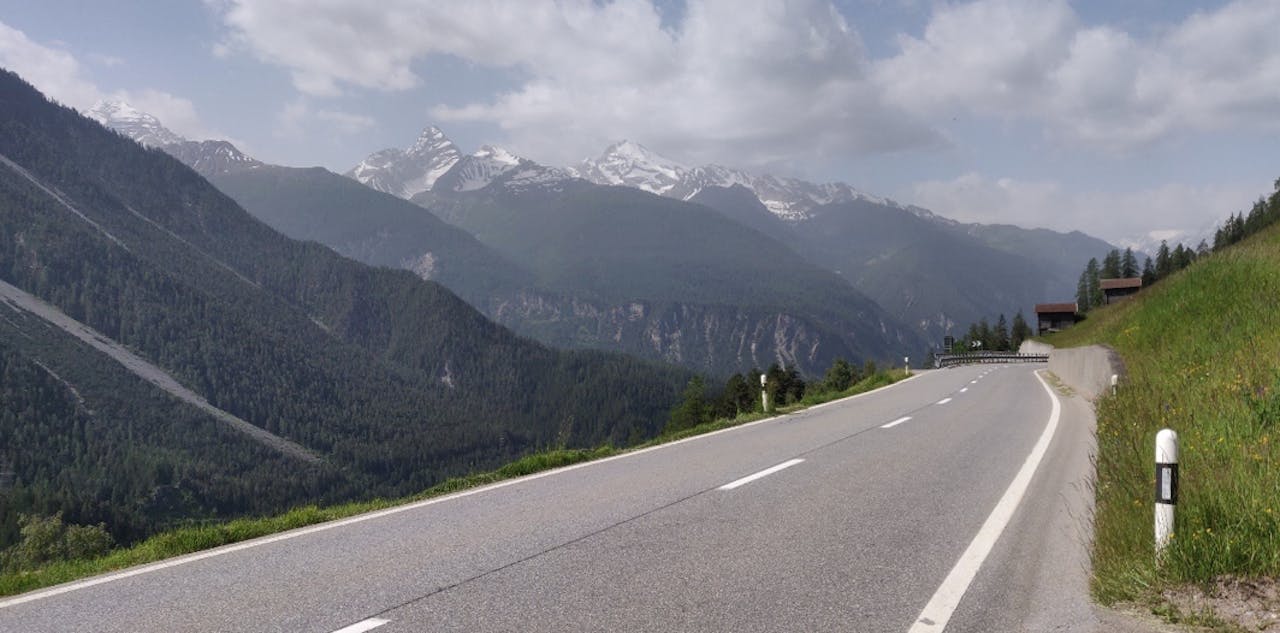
[{"xmin": 1, "ymin": 363, "xmax": 1102, "ymax": 632}]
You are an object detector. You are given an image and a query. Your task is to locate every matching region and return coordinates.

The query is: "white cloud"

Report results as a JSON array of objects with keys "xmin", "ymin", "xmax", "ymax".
[
  {"xmin": 878, "ymin": 0, "xmax": 1280, "ymax": 151},
  {"xmin": 0, "ymin": 20, "xmax": 225, "ymax": 143},
  {"xmin": 0, "ymin": 20, "xmax": 101, "ymax": 108},
  {"xmin": 907, "ymin": 172, "xmax": 1261, "ymax": 247},
  {"xmin": 274, "ymin": 98, "xmax": 376, "ymax": 139},
  {"xmin": 211, "ymin": 0, "xmax": 940, "ymax": 167}
]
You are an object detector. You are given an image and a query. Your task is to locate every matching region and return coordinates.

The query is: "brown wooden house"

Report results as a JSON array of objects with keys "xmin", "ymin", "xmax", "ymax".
[
  {"xmin": 1035, "ymin": 302, "xmax": 1080, "ymax": 335},
  {"xmin": 1101, "ymin": 277, "xmax": 1142, "ymax": 304}
]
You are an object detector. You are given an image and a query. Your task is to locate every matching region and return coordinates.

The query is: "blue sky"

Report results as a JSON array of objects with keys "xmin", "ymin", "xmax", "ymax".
[{"xmin": 2, "ymin": 0, "xmax": 1278, "ymax": 249}]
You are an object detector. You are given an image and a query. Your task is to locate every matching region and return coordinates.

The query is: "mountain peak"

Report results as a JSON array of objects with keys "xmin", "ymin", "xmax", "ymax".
[
  {"xmin": 348, "ymin": 125, "xmax": 462, "ymax": 198},
  {"xmin": 407, "ymin": 125, "xmax": 455, "ymax": 156},
  {"xmin": 579, "ymin": 139, "xmax": 686, "ymax": 195},
  {"xmin": 86, "ymin": 100, "xmax": 186, "ymax": 147}
]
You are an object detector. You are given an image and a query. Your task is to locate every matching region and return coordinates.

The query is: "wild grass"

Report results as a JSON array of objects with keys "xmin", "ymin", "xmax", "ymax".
[
  {"xmin": 0, "ymin": 371, "xmax": 908, "ymax": 597},
  {"xmin": 1048, "ymin": 225, "xmax": 1280, "ymax": 606}
]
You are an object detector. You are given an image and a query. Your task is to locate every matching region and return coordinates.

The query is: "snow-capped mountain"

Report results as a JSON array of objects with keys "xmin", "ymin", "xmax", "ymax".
[
  {"xmin": 574, "ymin": 141, "xmax": 890, "ymax": 222},
  {"xmin": 433, "ymin": 145, "xmax": 521, "ymax": 192},
  {"xmin": 569, "ymin": 140, "xmax": 686, "ymax": 195},
  {"xmin": 162, "ymin": 140, "xmax": 263, "ymax": 178},
  {"xmin": 87, "ymin": 100, "xmax": 187, "ymax": 147},
  {"xmin": 346, "ymin": 126, "xmax": 462, "ymax": 198},
  {"xmin": 85, "ymin": 101, "xmax": 263, "ymax": 179}
]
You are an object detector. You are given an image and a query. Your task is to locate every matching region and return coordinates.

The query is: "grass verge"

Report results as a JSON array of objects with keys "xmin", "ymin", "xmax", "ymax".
[
  {"xmin": 0, "ymin": 370, "xmax": 910, "ymax": 598},
  {"xmin": 1047, "ymin": 225, "xmax": 1280, "ymax": 610}
]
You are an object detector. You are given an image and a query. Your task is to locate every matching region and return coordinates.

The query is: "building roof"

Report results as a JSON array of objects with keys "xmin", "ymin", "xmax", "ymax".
[
  {"xmin": 1035, "ymin": 302, "xmax": 1078, "ymax": 314},
  {"xmin": 1101, "ymin": 277, "xmax": 1143, "ymax": 290}
]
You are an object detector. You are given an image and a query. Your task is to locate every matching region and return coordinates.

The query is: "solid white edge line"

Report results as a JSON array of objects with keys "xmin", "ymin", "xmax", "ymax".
[
  {"xmin": 332, "ymin": 618, "xmax": 390, "ymax": 633},
  {"xmin": 936, "ymin": 397, "xmax": 952, "ymax": 405},
  {"xmin": 719, "ymin": 458, "xmax": 805, "ymax": 490},
  {"xmin": 0, "ymin": 370, "xmax": 934, "ymax": 609},
  {"xmin": 880, "ymin": 416, "xmax": 912, "ymax": 429},
  {"xmin": 906, "ymin": 369, "xmax": 1062, "ymax": 633}
]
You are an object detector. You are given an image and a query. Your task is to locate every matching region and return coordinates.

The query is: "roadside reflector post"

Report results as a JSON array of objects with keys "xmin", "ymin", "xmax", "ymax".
[
  {"xmin": 760, "ymin": 373, "xmax": 769, "ymax": 413},
  {"xmin": 1155, "ymin": 429, "xmax": 1179, "ymax": 558},
  {"xmin": 1111, "ymin": 374, "xmax": 1119, "ymax": 396},
  {"xmin": 904, "ymin": 356, "xmax": 910, "ymax": 376}
]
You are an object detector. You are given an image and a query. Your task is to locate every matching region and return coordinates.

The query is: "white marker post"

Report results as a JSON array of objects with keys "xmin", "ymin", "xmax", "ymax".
[
  {"xmin": 1155, "ymin": 429, "xmax": 1179, "ymax": 558},
  {"xmin": 760, "ymin": 373, "xmax": 769, "ymax": 413},
  {"xmin": 904, "ymin": 356, "xmax": 910, "ymax": 376},
  {"xmin": 1111, "ymin": 374, "xmax": 1119, "ymax": 396}
]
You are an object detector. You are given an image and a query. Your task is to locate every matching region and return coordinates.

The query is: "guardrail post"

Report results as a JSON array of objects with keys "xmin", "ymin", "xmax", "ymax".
[{"xmin": 1155, "ymin": 429, "xmax": 1179, "ymax": 558}]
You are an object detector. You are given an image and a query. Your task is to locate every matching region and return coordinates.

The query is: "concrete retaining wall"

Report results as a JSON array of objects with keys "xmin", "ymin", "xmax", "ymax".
[{"xmin": 1045, "ymin": 344, "xmax": 1126, "ymax": 402}]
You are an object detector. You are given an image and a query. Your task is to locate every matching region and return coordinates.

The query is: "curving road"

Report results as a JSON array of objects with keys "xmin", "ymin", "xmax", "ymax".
[{"xmin": 2, "ymin": 363, "xmax": 1106, "ymax": 632}]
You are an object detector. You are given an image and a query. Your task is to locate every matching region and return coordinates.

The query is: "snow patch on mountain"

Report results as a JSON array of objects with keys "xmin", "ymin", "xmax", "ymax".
[
  {"xmin": 436, "ymin": 145, "xmax": 524, "ymax": 192},
  {"xmin": 163, "ymin": 140, "xmax": 263, "ymax": 178},
  {"xmin": 577, "ymin": 142, "xmax": 890, "ymax": 222},
  {"xmin": 346, "ymin": 126, "xmax": 461, "ymax": 198},
  {"xmin": 87, "ymin": 100, "xmax": 187, "ymax": 147},
  {"xmin": 575, "ymin": 140, "xmax": 685, "ymax": 195}
]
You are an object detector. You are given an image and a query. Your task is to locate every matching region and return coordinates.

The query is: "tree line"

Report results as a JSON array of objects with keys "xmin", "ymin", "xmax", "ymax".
[
  {"xmin": 949, "ymin": 312, "xmax": 1034, "ymax": 353},
  {"xmin": 664, "ymin": 357, "xmax": 890, "ymax": 434},
  {"xmin": 1076, "ymin": 177, "xmax": 1280, "ymax": 313}
]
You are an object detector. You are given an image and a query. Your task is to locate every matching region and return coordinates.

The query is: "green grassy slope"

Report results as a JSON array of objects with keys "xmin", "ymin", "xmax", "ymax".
[{"xmin": 1048, "ymin": 220, "xmax": 1280, "ymax": 605}]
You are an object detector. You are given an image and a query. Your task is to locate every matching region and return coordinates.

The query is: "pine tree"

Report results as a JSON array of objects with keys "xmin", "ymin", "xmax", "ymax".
[
  {"xmin": 1010, "ymin": 311, "xmax": 1032, "ymax": 351},
  {"xmin": 1086, "ymin": 258, "xmax": 1103, "ymax": 309},
  {"xmin": 1076, "ymin": 267, "xmax": 1092, "ymax": 312},
  {"xmin": 1101, "ymin": 249, "xmax": 1122, "ymax": 279},
  {"xmin": 1141, "ymin": 256, "xmax": 1156, "ymax": 286},
  {"xmin": 1155, "ymin": 241, "xmax": 1173, "ymax": 279},
  {"xmin": 1121, "ymin": 248, "xmax": 1138, "ymax": 278},
  {"xmin": 994, "ymin": 314, "xmax": 1010, "ymax": 351}
]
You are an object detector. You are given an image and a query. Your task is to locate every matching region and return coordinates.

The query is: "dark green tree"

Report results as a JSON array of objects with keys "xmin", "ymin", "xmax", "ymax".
[
  {"xmin": 666, "ymin": 376, "xmax": 709, "ymax": 433},
  {"xmin": 1121, "ymin": 248, "xmax": 1138, "ymax": 278},
  {"xmin": 1101, "ymin": 249, "xmax": 1122, "ymax": 279},
  {"xmin": 822, "ymin": 358, "xmax": 855, "ymax": 394},
  {"xmin": 994, "ymin": 314, "xmax": 1010, "ymax": 351},
  {"xmin": 1010, "ymin": 311, "xmax": 1032, "ymax": 351},
  {"xmin": 1086, "ymin": 258, "xmax": 1103, "ymax": 310},
  {"xmin": 1076, "ymin": 268, "xmax": 1092, "ymax": 312},
  {"xmin": 1141, "ymin": 256, "xmax": 1156, "ymax": 286},
  {"xmin": 1155, "ymin": 241, "xmax": 1173, "ymax": 279}
]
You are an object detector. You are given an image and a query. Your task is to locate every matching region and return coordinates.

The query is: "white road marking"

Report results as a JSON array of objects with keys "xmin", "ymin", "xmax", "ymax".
[
  {"xmin": 719, "ymin": 459, "xmax": 805, "ymax": 490},
  {"xmin": 880, "ymin": 416, "xmax": 912, "ymax": 429},
  {"xmin": 332, "ymin": 619, "xmax": 390, "ymax": 633},
  {"xmin": 959, "ymin": 388, "xmax": 968, "ymax": 393},
  {"xmin": 970, "ymin": 380, "xmax": 978, "ymax": 385},
  {"xmin": 936, "ymin": 398, "xmax": 952, "ymax": 405},
  {"xmin": 907, "ymin": 370, "xmax": 1063, "ymax": 633}
]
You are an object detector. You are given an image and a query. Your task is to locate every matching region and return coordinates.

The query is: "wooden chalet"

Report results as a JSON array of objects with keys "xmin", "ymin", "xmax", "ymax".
[
  {"xmin": 1035, "ymin": 302, "xmax": 1080, "ymax": 336},
  {"xmin": 1101, "ymin": 277, "xmax": 1142, "ymax": 305}
]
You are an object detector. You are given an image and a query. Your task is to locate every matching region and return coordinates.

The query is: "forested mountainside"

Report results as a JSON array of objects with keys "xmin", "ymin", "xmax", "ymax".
[{"xmin": 0, "ymin": 70, "xmax": 689, "ymax": 549}]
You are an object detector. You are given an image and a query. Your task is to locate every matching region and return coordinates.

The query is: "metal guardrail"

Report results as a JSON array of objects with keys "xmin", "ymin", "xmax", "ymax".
[{"xmin": 932, "ymin": 351, "xmax": 1049, "ymax": 368}]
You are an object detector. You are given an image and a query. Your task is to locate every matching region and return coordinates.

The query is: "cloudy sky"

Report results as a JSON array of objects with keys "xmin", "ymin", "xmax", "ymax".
[{"xmin": 2, "ymin": 0, "xmax": 1278, "ymax": 248}]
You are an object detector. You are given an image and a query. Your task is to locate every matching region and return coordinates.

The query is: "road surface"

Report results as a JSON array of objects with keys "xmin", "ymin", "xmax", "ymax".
[{"xmin": 2, "ymin": 363, "xmax": 1106, "ymax": 632}]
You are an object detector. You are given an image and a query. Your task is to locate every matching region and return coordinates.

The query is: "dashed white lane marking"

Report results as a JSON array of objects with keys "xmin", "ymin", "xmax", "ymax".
[
  {"xmin": 719, "ymin": 459, "xmax": 805, "ymax": 490},
  {"xmin": 332, "ymin": 618, "xmax": 390, "ymax": 633},
  {"xmin": 907, "ymin": 370, "xmax": 1063, "ymax": 633},
  {"xmin": 936, "ymin": 397, "xmax": 953, "ymax": 405},
  {"xmin": 880, "ymin": 416, "xmax": 912, "ymax": 429},
  {"xmin": 959, "ymin": 388, "xmax": 968, "ymax": 393}
]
